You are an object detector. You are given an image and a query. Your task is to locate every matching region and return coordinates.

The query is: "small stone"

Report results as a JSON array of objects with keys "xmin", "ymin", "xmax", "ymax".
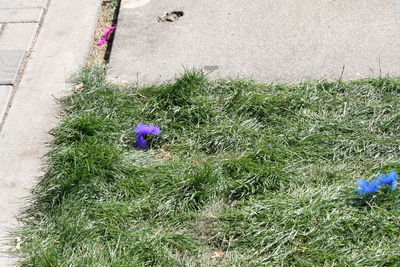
[
  {"xmin": 74, "ymin": 82, "xmax": 84, "ymax": 92},
  {"xmin": 211, "ymin": 250, "xmax": 225, "ymax": 259}
]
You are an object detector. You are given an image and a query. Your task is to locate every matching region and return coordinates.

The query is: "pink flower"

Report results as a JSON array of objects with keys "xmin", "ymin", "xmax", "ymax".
[{"xmin": 97, "ymin": 26, "xmax": 117, "ymax": 46}]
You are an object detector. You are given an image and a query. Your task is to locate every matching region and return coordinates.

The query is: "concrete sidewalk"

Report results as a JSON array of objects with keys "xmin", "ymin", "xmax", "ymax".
[
  {"xmin": 0, "ymin": 0, "xmax": 101, "ymax": 265},
  {"xmin": 109, "ymin": 0, "xmax": 400, "ymax": 84},
  {"xmin": 0, "ymin": 0, "xmax": 48, "ymax": 125}
]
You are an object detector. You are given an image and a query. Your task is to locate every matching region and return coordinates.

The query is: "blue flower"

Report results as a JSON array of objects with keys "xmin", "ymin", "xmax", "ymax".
[
  {"xmin": 134, "ymin": 124, "xmax": 161, "ymax": 150},
  {"xmin": 357, "ymin": 179, "xmax": 381, "ymax": 195},
  {"xmin": 380, "ymin": 171, "xmax": 398, "ymax": 190},
  {"xmin": 357, "ymin": 171, "xmax": 398, "ymax": 196}
]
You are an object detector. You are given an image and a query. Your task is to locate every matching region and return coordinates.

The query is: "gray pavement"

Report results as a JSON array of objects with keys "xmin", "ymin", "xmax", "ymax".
[
  {"xmin": 0, "ymin": 0, "xmax": 46, "ymax": 123},
  {"xmin": 0, "ymin": 0, "xmax": 101, "ymax": 265},
  {"xmin": 109, "ymin": 0, "xmax": 400, "ymax": 84},
  {"xmin": 0, "ymin": 51, "xmax": 25, "ymax": 86}
]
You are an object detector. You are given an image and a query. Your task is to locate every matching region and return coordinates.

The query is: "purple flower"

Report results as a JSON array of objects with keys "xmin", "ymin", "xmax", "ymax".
[{"xmin": 134, "ymin": 124, "xmax": 161, "ymax": 150}]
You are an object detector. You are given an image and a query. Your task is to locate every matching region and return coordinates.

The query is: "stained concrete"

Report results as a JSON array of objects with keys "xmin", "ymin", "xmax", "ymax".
[{"xmin": 109, "ymin": 0, "xmax": 400, "ymax": 84}]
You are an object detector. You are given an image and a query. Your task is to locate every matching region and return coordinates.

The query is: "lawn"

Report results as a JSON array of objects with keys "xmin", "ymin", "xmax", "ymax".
[{"xmin": 18, "ymin": 66, "xmax": 400, "ymax": 266}]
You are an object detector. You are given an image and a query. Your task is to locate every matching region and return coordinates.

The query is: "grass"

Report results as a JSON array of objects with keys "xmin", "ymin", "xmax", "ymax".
[{"xmin": 17, "ymin": 66, "xmax": 400, "ymax": 266}]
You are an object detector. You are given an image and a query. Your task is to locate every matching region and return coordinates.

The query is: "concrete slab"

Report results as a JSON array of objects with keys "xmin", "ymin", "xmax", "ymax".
[
  {"xmin": 0, "ymin": 8, "xmax": 43, "ymax": 23},
  {"xmin": 0, "ymin": 0, "xmax": 47, "ymax": 9},
  {"xmin": 109, "ymin": 0, "xmax": 400, "ymax": 84},
  {"xmin": 0, "ymin": 50, "xmax": 25, "ymax": 85},
  {"xmin": 0, "ymin": 23, "xmax": 39, "ymax": 51},
  {"xmin": 0, "ymin": 0, "xmax": 101, "ymax": 265},
  {"xmin": 0, "ymin": 85, "xmax": 12, "ymax": 122}
]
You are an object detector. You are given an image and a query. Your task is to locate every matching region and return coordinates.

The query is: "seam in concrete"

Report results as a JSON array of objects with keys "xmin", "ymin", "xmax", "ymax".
[
  {"xmin": 3, "ymin": 21, "xmax": 44, "ymax": 24},
  {"xmin": 0, "ymin": 20, "xmax": 42, "ymax": 23},
  {"xmin": 0, "ymin": 8, "xmax": 44, "ymax": 23},
  {"xmin": 0, "ymin": 86, "xmax": 12, "ymax": 123},
  {"xmin": 0, "ymin": 7, "xmax": 43, "ymax": 10},
  {"xmin": 0, "ymin": 0, "xmax": 47, "ymax": 9},
  {"xmin": 0, "ymin": 0, "xmax": 50, "ymax": 131}
]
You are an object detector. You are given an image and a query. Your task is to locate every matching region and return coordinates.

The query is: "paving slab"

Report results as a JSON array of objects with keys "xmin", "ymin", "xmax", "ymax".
[
  {"xmin": 0, "ymin": 0, "xmax": 101, "ymax": 265},
  {"xmin": 0, "ymin": 85, "xmax": 12, "ymax": 122},
  {"xmin": 0, "ymin": 23, "xmax": 39, "ymax": 51},
  {"xmin": 0, "ymin": 0, "xmax": 47, "ymax": 9},
  {"xmin": 0, "ymin": 50, "xmax": 25, "ymax": 85},
  {"xmin": 109, "ymin": 0, "xmax": 400, "ymax": 84},
  {"xmin": 0, "ymin": 8, "xmax": 43, "ymax": 23}
]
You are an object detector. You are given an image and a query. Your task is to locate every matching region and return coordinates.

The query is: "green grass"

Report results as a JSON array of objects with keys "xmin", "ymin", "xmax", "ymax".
[{"xmin": 17, "ymin": 66, "xmax": 400, "ymax": 266}]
